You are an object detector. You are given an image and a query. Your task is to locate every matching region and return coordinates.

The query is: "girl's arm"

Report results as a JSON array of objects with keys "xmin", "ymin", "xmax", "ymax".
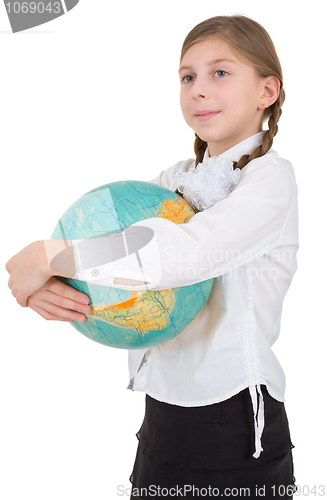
[
  {"xmin": 72, "ymin": 159, "xmax": 297, "ymax": 291},
  {"xmin": 7, "ymin": 160, "xmax": 296, "ymax": 306},
  {"xmin": 5, "ymin": 239, "xmax": 147, "ymax": 308},
  {"xmin": 6, "ymin": 173, "xmax": 162, "ymax": 314}
]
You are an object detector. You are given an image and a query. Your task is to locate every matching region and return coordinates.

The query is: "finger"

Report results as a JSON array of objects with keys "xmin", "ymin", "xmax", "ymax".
[
  {"xmin": 16, "ymin": 294, "xmax": 28, "ymax": 307},
  {"xmin": 46, "ymin": 277, "xmax": 90, "ymax": 305},
  {"xmin": 16, "ymin": 276, "xmax": 50, "ymax": 309},
  {"xmin": 29, "ymin": 298, "xmax": 87, "ymax": 322},
  {"xmin": 31, "ymin": 289, "xmax": 91, "ymax": 315},
  {"xmin": 28, "ymin": 303, "xmax": 74, "ymax": 322},
  {"xmin": 15, "ymin": 287, "xmax": 29, "ymax": 307}
]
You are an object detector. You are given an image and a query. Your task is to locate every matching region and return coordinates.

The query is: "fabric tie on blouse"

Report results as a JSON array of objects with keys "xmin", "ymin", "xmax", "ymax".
[
  {"xmin": 175, "ymin": 154, "xmax": 265, "ymax": 459},
  {"xmin": 249, "ymin": 385, "xmax": 265, "ymax": 458},
  {"xmin": 174, "ymin": 154, "xmax": 241, "ymax": 212}
]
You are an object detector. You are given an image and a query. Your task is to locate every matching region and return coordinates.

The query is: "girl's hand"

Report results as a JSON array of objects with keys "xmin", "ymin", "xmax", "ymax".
[
  {"xmin": 6, "ymin": 241, "xmax": 54, "ymax": 307},
  {"xmin": 27, "ymin": 277, "xmax": 91, "ymax": 322},
  {"xmin": 6, "ymin": 240, "xmax": 75, "ymax": 308}
]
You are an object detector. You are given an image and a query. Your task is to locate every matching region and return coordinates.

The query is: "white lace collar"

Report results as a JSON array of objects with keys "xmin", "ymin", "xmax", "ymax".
[{"xmin": 175, "ymin": 132, "xmax": 265, "ymax": 212}]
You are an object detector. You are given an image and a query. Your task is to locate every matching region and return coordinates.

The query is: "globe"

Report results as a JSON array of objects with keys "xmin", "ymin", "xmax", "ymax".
[{"xmin": 51, "ymin": 180, "xmax": 214, "ymax": 349}]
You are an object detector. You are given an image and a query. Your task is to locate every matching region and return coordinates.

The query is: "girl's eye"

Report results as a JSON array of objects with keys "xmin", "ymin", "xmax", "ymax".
[
  {"xmin": 215, "ymin": 70, "xmax": 228, "ymax": 77},
  {"xmin": 180, "ymin": 71, "xmax": 227, "ymax": 83},
  {"xmin": 181, "ymin": 75, "xmax": 195, "ymax": 83}
]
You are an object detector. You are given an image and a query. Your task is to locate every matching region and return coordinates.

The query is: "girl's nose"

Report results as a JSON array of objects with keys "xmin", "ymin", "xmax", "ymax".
[{"xmin": 190, "ymin": 78, "xmax": 209, "ymax": 99}]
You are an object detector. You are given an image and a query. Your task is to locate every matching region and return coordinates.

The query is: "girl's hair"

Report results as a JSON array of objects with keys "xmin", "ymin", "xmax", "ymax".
[{"xmin": 180, "ymin": 15, "xmax": 285, "ymax": 170}]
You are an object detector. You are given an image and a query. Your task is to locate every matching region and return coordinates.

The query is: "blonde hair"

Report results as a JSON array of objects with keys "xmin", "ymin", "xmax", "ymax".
[{"xmin": 180, "ymin": 15, "xmax": 285, "ymax": 170}]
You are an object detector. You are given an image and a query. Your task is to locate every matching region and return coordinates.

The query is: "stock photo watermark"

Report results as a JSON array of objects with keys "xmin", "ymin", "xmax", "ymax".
[
  {"xmin": 3, "ymin": 0, "xmax": 79, "ymax": 32},
  {"xmin": 162, "ymin": 244, "xmax": 296, "ymax": 284},
  {"xmin": 116, "ymin": 483, "xmax": 326, "ymax": 497}
]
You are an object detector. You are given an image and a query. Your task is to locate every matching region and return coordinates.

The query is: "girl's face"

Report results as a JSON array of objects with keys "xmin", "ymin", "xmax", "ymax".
[{"xmin": 179, "ymin": 38, "xmax": 267, "ymax": 157}]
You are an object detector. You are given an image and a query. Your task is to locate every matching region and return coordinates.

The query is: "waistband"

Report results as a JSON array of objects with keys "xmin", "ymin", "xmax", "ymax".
[{"xmin": 145, "ymin": 384, "xmax": 284, "ymax": 460}]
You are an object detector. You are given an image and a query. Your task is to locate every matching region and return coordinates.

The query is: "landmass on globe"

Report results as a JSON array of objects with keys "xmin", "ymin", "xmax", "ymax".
[
  {"xmin": 81, "ymin": 197, "xmax": 192, "ymax": 336},
  {"xmin": 155, "ymin": 198, "xmax": 194, "ymax": 223},
  {"xmin": 87, "ymin": 289, "xmax": 174, "ymax": 334}
]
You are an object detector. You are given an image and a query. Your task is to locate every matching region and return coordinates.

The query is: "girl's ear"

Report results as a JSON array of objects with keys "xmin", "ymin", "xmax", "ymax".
[{"xmin": 259, "ymin": 76, "xmax": 280, "ymax": 109}]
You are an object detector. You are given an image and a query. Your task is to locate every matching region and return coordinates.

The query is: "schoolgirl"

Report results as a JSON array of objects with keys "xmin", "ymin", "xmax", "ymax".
[{"xmin": 6, "ymin": 15, "xmax": 299, "ymax": 499}]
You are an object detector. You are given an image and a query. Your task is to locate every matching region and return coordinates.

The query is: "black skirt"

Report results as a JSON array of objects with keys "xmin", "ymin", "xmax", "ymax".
[{"xmin": 129, "ymin": 385, "xmax": 297, "ymax": 499}]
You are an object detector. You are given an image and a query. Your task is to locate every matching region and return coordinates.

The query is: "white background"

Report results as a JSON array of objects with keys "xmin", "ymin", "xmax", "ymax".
[{"xmin": 0, "ymin": 1, "xmax": 326, "ymax": 499}]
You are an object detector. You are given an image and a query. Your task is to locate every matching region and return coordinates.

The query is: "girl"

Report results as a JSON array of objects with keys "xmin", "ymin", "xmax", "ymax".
[{"xmin": 6, "ymin": 15, "xmax": 299, "ymax": 499}]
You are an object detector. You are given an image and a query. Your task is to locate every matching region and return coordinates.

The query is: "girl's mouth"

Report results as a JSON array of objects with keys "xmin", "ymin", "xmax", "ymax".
[{"xmin": 195, "ymin": 111, "xmax": 220, "ymax": 121}]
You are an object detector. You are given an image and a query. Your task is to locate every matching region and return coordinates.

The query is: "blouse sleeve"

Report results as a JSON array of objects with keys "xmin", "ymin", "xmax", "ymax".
[{"xmin": 72, "ymin": 159, "xmax": 295, "ymax": 291}]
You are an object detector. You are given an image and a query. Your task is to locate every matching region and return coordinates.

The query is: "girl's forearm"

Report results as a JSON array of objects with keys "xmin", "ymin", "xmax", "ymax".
[
  {"xmin": 43, "ymin": 240, "xmax": 76, "ymax": 278},
  {"xmin": 43, "ymin": 240, "xmax": 147, "ymax": 285}
]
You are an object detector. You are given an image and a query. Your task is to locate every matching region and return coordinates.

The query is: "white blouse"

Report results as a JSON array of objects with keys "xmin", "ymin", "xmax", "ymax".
[{"xmin": 73, "ymin": 132, "xmax": 299, "ymax": 459}]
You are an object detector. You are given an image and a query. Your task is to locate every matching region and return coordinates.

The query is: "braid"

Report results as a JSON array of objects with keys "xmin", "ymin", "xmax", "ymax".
[
  {"xmin": 174, "ymin": 187, "xmax": 201, "ymax": 214},
  {"xmin": 194, "ymin": 134, "xmax": 207, "ymax": 167},
  {"xmin": 174, "ymin": 135, "xmax": 205, "ymax": 213},
  {"xmin": 233, "ymin": 97, "xmax": 283, "ymax": 171},
  {"xmin": 193, "ymin": 91, "xmax": 283, "ymax": 172}
]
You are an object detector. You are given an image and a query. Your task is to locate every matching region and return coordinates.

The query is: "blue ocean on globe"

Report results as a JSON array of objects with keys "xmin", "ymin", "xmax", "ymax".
[{"xmin": 51, "ymin": 180, "xmax": 214, "ymax": 349}]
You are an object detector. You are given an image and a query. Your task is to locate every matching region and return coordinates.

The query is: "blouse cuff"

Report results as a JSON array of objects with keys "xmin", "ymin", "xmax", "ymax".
[{"xmin": 72, "ymin": 239, "xmax": 115, "ymax": 286}]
